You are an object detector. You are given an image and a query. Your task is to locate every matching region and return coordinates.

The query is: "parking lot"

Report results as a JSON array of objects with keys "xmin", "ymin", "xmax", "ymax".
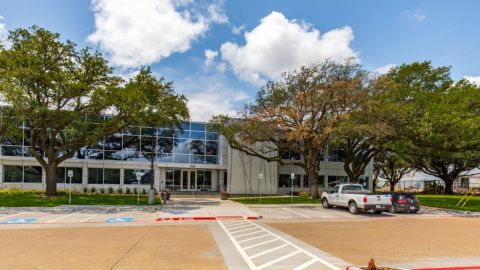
[{"xmin": 1, "ymin": 198, "xmax": 480, "ymax": 269}]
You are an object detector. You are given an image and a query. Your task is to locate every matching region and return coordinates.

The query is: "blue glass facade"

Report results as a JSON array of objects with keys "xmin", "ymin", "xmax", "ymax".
[{"xmin": 0, "ymin": 118, "xmax": 220, "ymax": 165}]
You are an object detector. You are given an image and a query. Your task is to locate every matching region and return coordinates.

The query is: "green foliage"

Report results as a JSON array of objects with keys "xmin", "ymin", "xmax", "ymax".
[
  {"xmin": 83, "ymin": 186, "xmax": 88, "ymax": 193},
  {"xmin": 117, "ymin": 186, "xmax": 123, "ymax": 194},
  {"xmin": 0, "ymin": 26, "xmax": 189, "ymax": 196},
  {"xmin": 211, "ymin": 60, "xmax": 369, "ymax": 198},
  {"xmin": 133, "ymin": 187, "xmax": 138, "ymax": 195},
  {"xmin": 380, "ymin": 61, "xmax": 480, "ymax": 193},
  {"xmin": 125, "ymin": 187, "xmax": 131, "ymax": 194},
  {"xmin": 99, "ymin": 187, "xmax": 105, "ymax": 194},
  {"xmin": 90, "ymin": 187, "xmax": 96, "ymax": 194},
  {"xmin": 141, "ymin": 188, "xmax": 147, "ymax": 194},
  {"xmin": 107, "ymin": 186, "xmax": 114, "ymax": 194}
]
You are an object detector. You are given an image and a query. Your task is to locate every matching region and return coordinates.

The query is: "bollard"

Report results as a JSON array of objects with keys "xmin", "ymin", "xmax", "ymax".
[{"xmin": 148, "ymin": 188, "xmax": 155, "ymax": 205}]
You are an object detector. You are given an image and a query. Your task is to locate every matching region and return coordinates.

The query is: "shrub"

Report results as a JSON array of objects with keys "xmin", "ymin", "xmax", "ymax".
[
  {"xmin": 299, "ymin": 191, "xmax": 310, "ymax": 199},
  {"xmin": 142, "ymin": 188, "xmax": 147, "ymax": 194},
  {"xmin": 83, "ymin": 186, "xmax": 88, "ymax": 193},
  {"xmin": 99, "ymin": 187, "xmax": 105, "ymax": 194},
  {"xmin": 108, "ymin": 186, "xmax": 114, "ymax": 194},
  {"xmin": 125, "ymin": 187, "xmax": 131, "ymax": 194},
  {"xmin": 133, "ymin": 187, "xmax": 138, "ymax": 194},
  {"xmin": 90, "ymin": 186, "xmax": 96, "ymax": 194},
  {"xmin": 117, "ymin": 186, "xmax": 123, "ymax": 194}
]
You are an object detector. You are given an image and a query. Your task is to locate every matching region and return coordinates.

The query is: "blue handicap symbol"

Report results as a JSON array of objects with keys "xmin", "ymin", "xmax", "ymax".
[
  {"xmin": 105, "ymin": 217, "xmax": 133, "ymax": 223},
  {"xmin": 2, "ymin": 218, "xmax": 38, "ymax": 224}
]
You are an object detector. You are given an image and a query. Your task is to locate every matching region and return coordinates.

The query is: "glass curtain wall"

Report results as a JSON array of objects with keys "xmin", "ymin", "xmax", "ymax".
[{"xmin": 0, "ymin": 111, "xmax": 220, "ymax": 165}]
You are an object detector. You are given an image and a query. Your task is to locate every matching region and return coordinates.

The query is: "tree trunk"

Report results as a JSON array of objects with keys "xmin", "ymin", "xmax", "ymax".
[
  {"xmin": 443, "ymin": 177, "xmax": 454, "ymax": 194},
  {"xmin": 307, "ymin": 169, "xmax": 319, "ymax": 199},
  {"xmin": 389, "ymin": 180, "xmax": 396, "ymax": 192},
  {"xmin": 45, "ymin": 163, "xmax": 58, "ymax": 196}
]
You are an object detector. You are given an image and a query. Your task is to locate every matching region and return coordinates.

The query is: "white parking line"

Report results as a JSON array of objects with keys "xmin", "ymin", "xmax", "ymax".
[
  {"xmin": 282, "ymin": 208, "xmax": 312, "ymax": 219},
  {"xmin": 46, "ymin": 212, "xmax": 80, "ymax": 223},
  {"xmin": 80, "ymin": 213, "xmax": 98, "ymax": 222},
  {"xmin": 0, "ymin": 213, "xmax": 22, "ymax": 221},
  {"xmin": 218, "ymin": 220, "xmax": 342, "ymax": 270}
]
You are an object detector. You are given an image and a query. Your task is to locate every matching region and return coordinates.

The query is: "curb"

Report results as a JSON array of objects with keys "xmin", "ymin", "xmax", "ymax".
[{"xmin": 156, "ymin": 216, "xmax": 262, "ymax": 221}]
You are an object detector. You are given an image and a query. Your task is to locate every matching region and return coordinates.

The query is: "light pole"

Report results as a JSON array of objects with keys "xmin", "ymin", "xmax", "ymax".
[
  {"xmin": 290, "ymin": 173, "xmax": 295, "ymax": 204},
  {"xmin": 258, "ymin": 173, "xmax": 264, "ymax": 204},
  {"xmin": 68, "ymin": 170, "xmax": 73, "ymax": 205},
  {"xmin": 135, "ymin": 171, "xmax": 143, "ymax": 205}
]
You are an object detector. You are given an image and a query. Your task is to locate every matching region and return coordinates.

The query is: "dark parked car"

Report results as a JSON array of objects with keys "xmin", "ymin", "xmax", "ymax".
[{"xmin": 384, "ymin": 192, "xmax": 420, "ymax": 213}]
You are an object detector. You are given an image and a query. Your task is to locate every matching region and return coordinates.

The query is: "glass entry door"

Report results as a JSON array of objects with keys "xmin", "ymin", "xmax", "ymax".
[{"xmin": 181, "ymin": 170, "xmax": 197, "ymax": 190}]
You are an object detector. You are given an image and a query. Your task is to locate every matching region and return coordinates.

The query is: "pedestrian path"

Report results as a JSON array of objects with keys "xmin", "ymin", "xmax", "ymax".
[{"xmin": 217, "ymin": 219, "xmax": 348, "ymax": 270}]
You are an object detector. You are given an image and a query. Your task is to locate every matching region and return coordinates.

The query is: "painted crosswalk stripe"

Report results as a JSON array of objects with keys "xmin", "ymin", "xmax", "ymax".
[
  {"xmin": 257, "ymin": 250, "xmax": 302, "ymax": 270},
  {"xmin": 250, "ymin": 243, "xmax": 289, "ymax": 259}
]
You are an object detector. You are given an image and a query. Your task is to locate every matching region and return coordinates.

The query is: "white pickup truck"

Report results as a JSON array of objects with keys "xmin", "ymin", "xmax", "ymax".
[{"xmin": 321, "ymin": 184, "xmax": 392, "ymax": 214}]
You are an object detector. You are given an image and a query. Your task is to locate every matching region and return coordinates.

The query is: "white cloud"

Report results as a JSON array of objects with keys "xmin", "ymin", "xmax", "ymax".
[
  {"xmin": 232, "ymin": 24, "xmax": 245, "ymax": 35},
  {"xmin": 204, "ymin": 49, "xmax": 218, "ymax": 67},
  {"xmin": 0, "ymin": 16, "xmax": 8, "ymax": 42},
  {"xmin": 465, "ymin": 76, "xmax": 480, "ymax": 86},
  {"xmin": 409, "ymin": 9, "xmax": 426, "ymax": 22},
  {"xmin": 219, "ymin": 11, "xmax": 357, "ymax": 84},
  {"xmin": 88, "ymin": 0, "xmax": 227, "ymax": 68},
  {"xmin": 374, "ymin": 63, "xmax": 396, "ymax": 75},
  {"xmin": 175, "ymin": 76, "xmax": 248, "ymax": 121}
]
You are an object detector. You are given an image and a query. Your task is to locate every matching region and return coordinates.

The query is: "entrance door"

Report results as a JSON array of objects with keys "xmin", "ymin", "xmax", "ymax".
[{"xmin": 181, "ymin": 170, "xmax": 197, "ymax": 191}]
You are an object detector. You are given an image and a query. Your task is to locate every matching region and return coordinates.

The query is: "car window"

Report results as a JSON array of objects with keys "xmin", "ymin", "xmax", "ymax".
[
  {"xmin": 405, "ymin": 194, "xmax": 416, "ymax": 199},
  {"xmin": 332, "ymin": 186, "xmax": 340, "ymax": 193},
  {"xmin": 341, "ymin": 185, "xmax": 363, "ymax": 193}
]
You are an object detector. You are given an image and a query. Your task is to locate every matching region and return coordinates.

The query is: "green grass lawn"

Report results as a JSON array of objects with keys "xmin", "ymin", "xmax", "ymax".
[
  {"xmin": 417, "ymin": 194, "xmax": 480, "ymax": 212},
  {"xmin": 0, "ymin": 192, "xmax": 161, "ymax": 207},
  {"xmin": 231, "ymin": 196, "xmax": 321, "ymax": 204}
]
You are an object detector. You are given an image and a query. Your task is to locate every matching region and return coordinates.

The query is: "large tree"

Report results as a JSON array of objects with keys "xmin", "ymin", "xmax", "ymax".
[
  {"xmin": 211, "ymin": 60, "xmax": 369, "ymax": 198},
  {"xmin": 374, "ymin": 150, "xmax": 413, "ymax": 191},
  {"xmin": 383, "ymin": 62, "xmax": 480, "ymax": 194},
  {"xmin": 0, "ymin": 26, "xmax": 189, "ymax": 195}
]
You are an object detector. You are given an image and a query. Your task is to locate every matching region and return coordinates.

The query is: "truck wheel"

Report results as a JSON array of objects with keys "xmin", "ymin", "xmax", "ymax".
[
  {"xmin": 322, "ymin": 198, "xmax": 331, "ymax": 208},
  {"xmin": 348, "ymin": 202, "xmax": 360, "ymax": 215},
  {"xmin": 389, "ymin": 205, "xmax": 398, "ymax": 213}
]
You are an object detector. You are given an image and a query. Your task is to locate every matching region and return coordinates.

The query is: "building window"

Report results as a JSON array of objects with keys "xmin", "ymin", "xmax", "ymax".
[
  {"xmin": 3, "ymin": 165, "xmax": 23, "ymax": 182},
  {"xmin": 165, "ymin": 169, "xmax": 181, "ymax": 190},
  {"xmin": 327, "ymin": 146, "xmax": 346, "ymax": 162},
  {"xmin": 88, "ymin": 168, "xmax": 103, "ymax": 184},
  {"xmin": 303, "ymin": 175, "xmax": 325, "ymax": 188},
  {"xmin": 327, "ymin": 175, "xmax": 348, "ymax": 188},
  {"xmin": 278, "ymin": 174, "xmax": 301, "ymax": 188},
  {"xmin": 104, "ymin": 169, "xmax": 120, "ymax": 184},
  {"xmin": 124, "ymin": 169, "xmax": 152, "ymax": 185},
  {"xmin": 56, "ymin": 167, "xmax": 82, "ymax": 184},
  {"xmin": 196, "ymin": 170, "xmax": 212, "ymax": 191},
  {"xmin": 23, "ymin": 166, "xmax": 42, "ymax": 183}
]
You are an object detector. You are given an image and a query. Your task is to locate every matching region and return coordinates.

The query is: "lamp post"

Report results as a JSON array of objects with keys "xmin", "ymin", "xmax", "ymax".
[
  {"xmin": 135, "ymin": 171, "xmax": 143, "ymax": 205},
  {"xmin": 258, "ymin": 173, "xmax": 264, "ymax": 204},
  {"xmin": 67, "ymin": 170, "xmax": 73, "ymax": 205},
  {"xmin": 290, "ymin": 173, "xmax": 295, "ymax": 204}
]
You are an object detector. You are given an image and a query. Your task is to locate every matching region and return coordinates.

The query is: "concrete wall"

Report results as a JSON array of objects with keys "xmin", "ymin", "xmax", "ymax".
[{"xmin": 226, "ymin": 143, "xmax": 278, "ymax": 195}]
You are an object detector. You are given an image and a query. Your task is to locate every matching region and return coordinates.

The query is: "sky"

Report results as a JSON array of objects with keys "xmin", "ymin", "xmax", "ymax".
[{"xmin": 0, "ymin": 0, "xmax": 479, "ymax": 121}]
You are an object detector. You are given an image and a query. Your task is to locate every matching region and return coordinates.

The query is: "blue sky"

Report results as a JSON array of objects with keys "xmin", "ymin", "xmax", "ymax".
[{"xmin": 1, "ymin": 0, "xmax": 479, "ymax": 121}]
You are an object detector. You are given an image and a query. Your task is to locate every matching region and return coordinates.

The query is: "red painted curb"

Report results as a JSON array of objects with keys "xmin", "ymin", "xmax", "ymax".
[
  {"xmin": 413, "ymin": 266, "xmax": 480, "ymax": 270},
  {"xmin": 155, "ymin": 216, "xmax": 260, "ymax": 221}
]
